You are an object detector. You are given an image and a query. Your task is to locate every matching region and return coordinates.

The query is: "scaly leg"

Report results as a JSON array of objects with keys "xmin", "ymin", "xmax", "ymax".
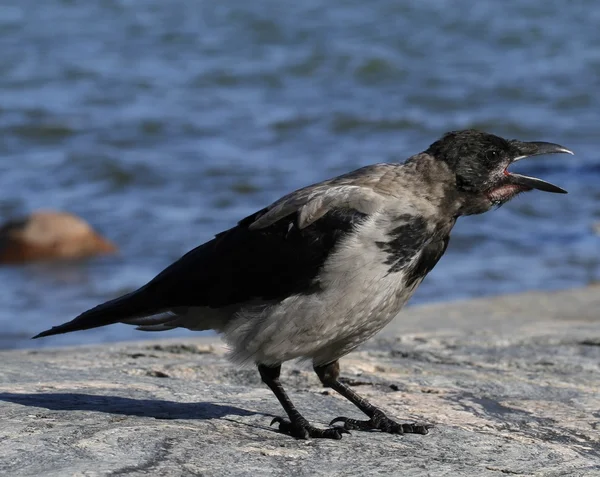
[
  {"xmin": 314, "ymin": 361, "xmax": 432, "ymax": 435},
  {"xmin": 258, "ymin": 364, "xmax": 349, "ymax": 439}
]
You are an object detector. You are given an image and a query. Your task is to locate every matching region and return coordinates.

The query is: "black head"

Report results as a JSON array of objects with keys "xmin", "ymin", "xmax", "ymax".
[{"xmin": 426, "ymin": 129, "xmax": 573, "ymax": 214}]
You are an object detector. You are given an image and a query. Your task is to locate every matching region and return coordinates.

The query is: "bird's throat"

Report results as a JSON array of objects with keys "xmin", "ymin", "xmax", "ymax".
[{"xmin": 487, "ymin": 182, "xmax": 529, "ymax": 204}]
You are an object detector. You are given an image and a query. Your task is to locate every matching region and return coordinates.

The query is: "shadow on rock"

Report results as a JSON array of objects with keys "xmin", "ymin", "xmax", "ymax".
[{"xmin": 0, "ymin": 392, "xmax": 257, "ymax": 420}]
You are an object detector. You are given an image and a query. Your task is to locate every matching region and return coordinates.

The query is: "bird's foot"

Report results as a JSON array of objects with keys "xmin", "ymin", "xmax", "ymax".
[
  {"xmin": 270, "ymin": 416, "xmax": 350, "ymax": 440},
  {"xmin": 330, "ymin": 410, "xmax": 432, "ymax": 435}
]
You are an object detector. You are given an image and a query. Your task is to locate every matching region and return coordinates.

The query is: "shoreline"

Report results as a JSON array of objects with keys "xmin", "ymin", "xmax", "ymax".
[
  {"xmin": 16, "ymin": 283, "xmax": 600, "ymax": 353},
  {"xmin": 1, "ymin": 285, "xmax": 599, "ymax": 476}
]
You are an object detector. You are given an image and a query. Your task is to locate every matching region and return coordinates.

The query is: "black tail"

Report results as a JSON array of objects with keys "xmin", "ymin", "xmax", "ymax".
[{"xmin": 32, "ymin": 288, "xmax": 151, "ymax": 339}]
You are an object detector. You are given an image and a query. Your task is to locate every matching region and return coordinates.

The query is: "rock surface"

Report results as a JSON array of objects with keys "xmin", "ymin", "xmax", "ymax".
[
  {"xmin": 0, "ymin": 210, "xmax": 117, "ymax": 264},
  {"xmin": 1, "ymin": 286, "xmax": 600, "ymax": 476}
]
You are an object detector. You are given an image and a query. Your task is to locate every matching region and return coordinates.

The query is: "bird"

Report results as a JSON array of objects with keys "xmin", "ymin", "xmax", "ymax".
[{"xmin": 34, "ymin": 129, "xmax": 573, "ymax": 440}]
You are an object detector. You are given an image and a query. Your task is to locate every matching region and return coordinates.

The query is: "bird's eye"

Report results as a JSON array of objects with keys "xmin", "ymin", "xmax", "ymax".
[{"xmin": 486, "ymin": 150, "xmax": 498, "ymax": 160}]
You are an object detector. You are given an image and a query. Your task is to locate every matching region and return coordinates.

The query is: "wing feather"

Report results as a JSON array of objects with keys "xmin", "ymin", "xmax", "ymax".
[{"xmin": 248, "ymin": 185, "xmax": 384, "ymax": 230}]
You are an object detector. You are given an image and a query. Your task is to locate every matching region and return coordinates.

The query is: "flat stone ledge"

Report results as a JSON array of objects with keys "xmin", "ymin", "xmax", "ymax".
[{"xmin": 1, "ymin": 286, "xmax": 599, "ymax": 476}]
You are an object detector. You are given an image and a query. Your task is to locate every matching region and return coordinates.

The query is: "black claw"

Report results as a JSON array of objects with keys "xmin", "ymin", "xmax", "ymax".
[
  {"xmin": 330, "ymin": 417, "xmax": 345, "ymax": 426},
  {"xmin": 270, "ymin": 417, "xmax": 284, "ymax": 427},
  {"xmin": 268, "ymin": 416, "xmax": 349, "ymax": 440},
  {"xmin": 337, "ymin": 428, "xmax": 351, "ymax": 435}
]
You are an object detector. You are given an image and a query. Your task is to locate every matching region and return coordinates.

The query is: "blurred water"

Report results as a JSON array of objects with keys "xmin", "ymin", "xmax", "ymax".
[{"xmin": 0, "ymin": 0, "xmax": 598, "ymax": 349}]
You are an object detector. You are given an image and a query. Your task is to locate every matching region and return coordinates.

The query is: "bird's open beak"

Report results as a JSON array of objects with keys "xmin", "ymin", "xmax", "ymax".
[{"xmin": 507, "ymin": 141, "xmax": 574, "ymax": 194}]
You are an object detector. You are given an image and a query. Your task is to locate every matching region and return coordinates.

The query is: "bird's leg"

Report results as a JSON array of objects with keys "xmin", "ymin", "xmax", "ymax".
[
  {"xmin": 314, "ymin": 361, "xmax": 432, "ymax": 435},
  {"xmin": 257, "ymin": 364, "xmax": 349, "ymax": 440}
]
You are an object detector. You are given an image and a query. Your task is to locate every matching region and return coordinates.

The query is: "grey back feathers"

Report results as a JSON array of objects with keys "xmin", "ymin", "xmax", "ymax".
[{"xmin": 248, "ymin": 165, "xmax": 390, "ymax": 230}]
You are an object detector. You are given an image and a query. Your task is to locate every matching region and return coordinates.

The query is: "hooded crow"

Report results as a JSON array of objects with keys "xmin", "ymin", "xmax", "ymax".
[{"xmin": 34, "ymin": 129, "xmax": 572, "ymax": 439}]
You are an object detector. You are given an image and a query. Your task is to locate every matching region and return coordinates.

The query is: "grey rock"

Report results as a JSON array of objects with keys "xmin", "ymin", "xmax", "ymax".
[{"xmin": 1, "ymin": 286, "xmax": 600, "ymax": 476}]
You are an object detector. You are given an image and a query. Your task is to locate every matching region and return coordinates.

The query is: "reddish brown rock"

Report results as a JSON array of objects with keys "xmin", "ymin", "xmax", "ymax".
[{"xmin": 0, "ymin": 210, "xmax": 117, "ymax": 264}]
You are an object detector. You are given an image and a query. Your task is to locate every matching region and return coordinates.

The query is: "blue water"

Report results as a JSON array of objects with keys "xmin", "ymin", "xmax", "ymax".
[{"xmin": 0, "ymin": 0, "xmax": 598, "ymax": 349}]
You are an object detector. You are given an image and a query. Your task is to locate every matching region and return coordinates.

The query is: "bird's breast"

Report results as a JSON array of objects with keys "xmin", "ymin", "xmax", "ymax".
[
  {"xmin": 226, "ymin": 211, "xmax": 452, "ymax": 365},
  {"xmin": 317, "ymin": 214, "xmax": 430, "ymax": 317},
  {"xmin": 319, "ymin": 211, "xmax": 452, "ymax": 314}
]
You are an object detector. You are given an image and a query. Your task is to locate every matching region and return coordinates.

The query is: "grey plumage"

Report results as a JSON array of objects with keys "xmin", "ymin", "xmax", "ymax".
[{"xmin": 34, "ymin": 130, "xmax": 572, "ymax": 439}]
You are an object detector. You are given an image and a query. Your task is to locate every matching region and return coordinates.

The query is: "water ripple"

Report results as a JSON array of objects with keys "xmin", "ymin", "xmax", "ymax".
[{"xmin": 0, "ymin": 0, "xmax": 598, "ymax": 348}]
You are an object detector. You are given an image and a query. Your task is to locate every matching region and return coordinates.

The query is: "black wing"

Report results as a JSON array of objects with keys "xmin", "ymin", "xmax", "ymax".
[
  {"xmin": 33, "ymin": 180, "xmax": 386, "ymax": 338},
  {"xmin": 145, "ymin": 207, "xmax": 369, "ymax": 307}
]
